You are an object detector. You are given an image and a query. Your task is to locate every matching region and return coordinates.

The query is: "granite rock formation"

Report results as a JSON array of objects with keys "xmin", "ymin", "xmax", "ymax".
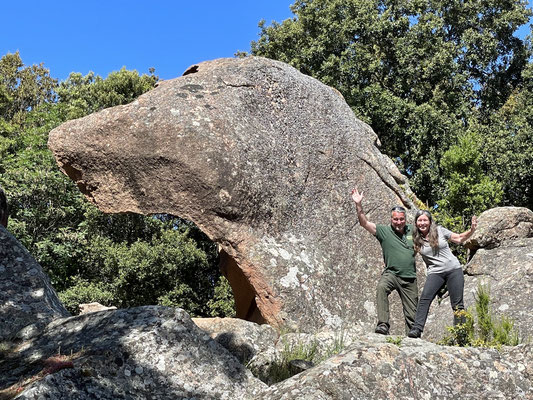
[
  {"xmin": 1, "ymin": 55, "xmax": 529, "ymax": 398},
  {"xmin": 257, "ymin": 335, "xmax": 533, "ymax": 399},
  {"xmin": 1, "ymin": 306, "xmax": 266, "ymax": 399},
  {"xmin": 48, "ymin": 56, "xmax": 420, "ymax": 334},
  {"xmin": 0, "ymin": 225, "xmax": 69, "ymax": 342},
  {"xmin": 3, "ymin": 303, "xmax": 531, "ymax": 399}
]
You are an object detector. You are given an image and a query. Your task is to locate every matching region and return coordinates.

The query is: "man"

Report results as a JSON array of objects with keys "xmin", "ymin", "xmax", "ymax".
[{"xmin": 351, "ymin": 187, "xmax": 417, "ymax": 335}]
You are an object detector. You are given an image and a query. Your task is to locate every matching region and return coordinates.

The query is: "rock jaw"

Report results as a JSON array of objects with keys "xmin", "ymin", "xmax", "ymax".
[{"xmin": 219, "ymin": 248, "xmax": 281, "ymax": 326}]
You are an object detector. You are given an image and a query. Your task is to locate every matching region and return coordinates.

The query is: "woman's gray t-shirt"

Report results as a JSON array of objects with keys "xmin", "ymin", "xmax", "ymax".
[{"xmin": 419, "ymin": 226, "xmax": 461, "ymax": 274}]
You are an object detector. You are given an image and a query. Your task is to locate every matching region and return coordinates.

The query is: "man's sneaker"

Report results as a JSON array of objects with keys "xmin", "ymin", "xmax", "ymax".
[
  {"xmin": 375, "ymin": 323, "xmax": 389, "ymax": 335},
  {"xmin": 407, "ymin": 328, "xmax": 421, "ymax": 338}
]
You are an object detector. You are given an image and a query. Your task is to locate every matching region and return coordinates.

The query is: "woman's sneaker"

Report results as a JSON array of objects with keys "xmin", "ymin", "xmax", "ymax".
[{"xmin": 408, "ymin": 328, "xmax": 421, "ymax": 338}]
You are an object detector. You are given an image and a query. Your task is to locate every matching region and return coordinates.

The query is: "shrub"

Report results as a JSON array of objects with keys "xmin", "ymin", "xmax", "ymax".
[
  {"xmin": 261, "ymin": 330, "xmax": 347, "ymax": 384},
  {"xmin": 58, "ymin": 278, "xmax": 114, "ymax": 315},
  {"xmin": 439, "ymin": 284, "xmax": 521, "ymax": 348}
]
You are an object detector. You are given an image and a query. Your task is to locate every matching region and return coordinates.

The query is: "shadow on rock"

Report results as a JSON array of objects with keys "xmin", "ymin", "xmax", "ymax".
[{"xmin": 0, "ymin": 306, "xmax": 265, "ymax": 399}]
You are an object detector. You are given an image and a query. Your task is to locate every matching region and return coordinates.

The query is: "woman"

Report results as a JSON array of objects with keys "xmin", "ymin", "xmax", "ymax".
[{"xmin": 407, "ymin": 210, "xmax": 477, "ymax": 338}]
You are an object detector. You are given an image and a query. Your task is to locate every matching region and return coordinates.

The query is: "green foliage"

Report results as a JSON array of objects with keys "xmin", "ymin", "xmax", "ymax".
[
  {"xmin": 0, "ymin": 106, "xmax": 89, "ymax": 288},
  {"xmin": 475, "ymin": 284, "xmax": 493, "ymax": 342},
  {"xmin": 58, "ymin": 278, "xmax": 114, "ymax": 315},
  {"xmin": 438, "ymin": 131, "xmax": 503, "ymax": 221},
  {"xmin": 478, "ymin": 69, "xmax": 533, "ymax": 209},
  {"xmin": 267, "ymin": 338, "xmax": 320, "ymax": 383},
  {"xmin": 439, "ymin": 284, "xmax": 521, "ymax": 347},
  {"xmin": 53, "ymin": 214, "xmax": 231, "ymax": 317},
  {"xmin": 262, "ymin": 330, "xmax": 347, "ymax": 383},
  {"xmin": 56, "ymin": 68, "xmax": 157, "ymax": 119},
  {"xmin": 251, "ymin": 0, "xmax": 532, "ymax": 206},
  {"xmin": 0, "ymin": 51, "xmax": 57, "ymax": 123},
  {"xmin": 435, "ymin": 131, "xmax": 503, "ymax": 263},
  {"xmin": 429, "ymin": 132, "xmax": 501, "ymax": 262},
  {"xmin": 386, "ymin": 336, "xmax": 403, "ymax": 347},
  {"xmin": 66, "ymin": 223, "xmax": 223, "ymax": 317},
  {"xmin": 492, "ymin": 315, "xmax": 520, "ymax": 347},
  {"xmin": 207, "ymin": 276, "xmax": 236, "ymax": 317},
  {"xmin": 440, "ymin": 309, "xmax": 476, "ymax": 347}
]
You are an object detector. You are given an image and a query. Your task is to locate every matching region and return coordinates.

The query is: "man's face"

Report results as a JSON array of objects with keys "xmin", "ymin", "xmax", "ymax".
[{"xmin": 390, "ymin": 211, "xmax": 406, "ymax": 234}]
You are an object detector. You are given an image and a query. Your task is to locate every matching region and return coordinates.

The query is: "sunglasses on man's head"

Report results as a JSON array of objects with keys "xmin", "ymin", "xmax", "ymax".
[{"xmin": 391, "ymin": 206, "xmax": 406, "ymax": 213}]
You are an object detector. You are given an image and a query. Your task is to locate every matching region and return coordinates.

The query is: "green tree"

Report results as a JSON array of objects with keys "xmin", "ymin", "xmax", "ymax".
[
  {"xmin": 0, "ymin": 104, "xmax": 88, "ymax": 286},
  {"xmin": 437, "ymin": 130, "xmax": 503, "ymax": 222},
  {"xmin": 0, "ymin": 51, "xmax": 57, "ymax": 124},
  {"xmin": 56, "ymin": 67, "xmax": 157, "ymax": 119},
  {"xmin": 207, "ymin": 276, "xmax": 236, "ymax": 317},
  {"xmin": 83, "ymin": 229, "xmax": 215, "ymax": 312},
  {"xmin": 478, "ymin": 60, "xmax": 533, "ymax": 209},
  {"xmin": 251, "ymin": 0, "xmax": 531, "ymax": 205}
]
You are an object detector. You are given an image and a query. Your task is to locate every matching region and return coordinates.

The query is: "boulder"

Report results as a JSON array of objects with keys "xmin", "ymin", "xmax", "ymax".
[
  {"xmin": 48, "ymin": 56, "xmax": 420, "ymax": 334},
  {"xmin": 460, "ymin": 238, "xmax": 533, "ymax": 339},
  {"xmin": 465, "ymin": 207, "xmax": 533, "ymax": 250},
  {"xmin": 192, "ymin": 317, "xmax": 279, "ymax": 364},
  {"xmin": 0, "ymin": 225, "xmax": 69, "ymax": 341},
  {"xmin": 79, "ymin": 302, "xmax": 117, "ymax": 314},
  {"xmin": 257, "ymin": 336, "xmax": 533, "ymax": 399},
  {"xmin": 1, "ymin": 306, "xmax": 266, "ymax": 399}
]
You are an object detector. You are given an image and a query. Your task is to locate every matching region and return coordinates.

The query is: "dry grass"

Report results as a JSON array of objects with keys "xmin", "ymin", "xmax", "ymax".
[{"xmin": 0, "ymin": 350, "xmax": 83, "ymax": 400}]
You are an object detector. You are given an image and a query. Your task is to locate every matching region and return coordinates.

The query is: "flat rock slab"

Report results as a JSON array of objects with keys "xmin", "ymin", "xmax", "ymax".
[
  {"xmin": 257, "ymin": 336, "xmax": 533, "ymax": 399},
  {"xmin": 48, "ymin": 56, "xmax": 419, "ymax": 334}
]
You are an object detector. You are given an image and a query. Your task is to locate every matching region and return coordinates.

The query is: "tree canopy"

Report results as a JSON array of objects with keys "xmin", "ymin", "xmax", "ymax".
[{"xmin": 251, "ymin": 0, "xmax": 533, "ymax": 212}]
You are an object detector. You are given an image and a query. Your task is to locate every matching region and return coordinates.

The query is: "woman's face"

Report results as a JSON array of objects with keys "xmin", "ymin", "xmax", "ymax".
[{"xmin": 416, "ymin": 214, "xmax": 431, "ymax": 235}]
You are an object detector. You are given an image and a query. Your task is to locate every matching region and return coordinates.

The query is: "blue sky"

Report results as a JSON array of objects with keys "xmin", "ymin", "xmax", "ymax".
[
  {"xmin": 1, "ymin": 1, "xmax": 294, "ymax": 81},
  {"xmin": 1, "ymin": 0, "xmax": 531, "ymax": 82}
]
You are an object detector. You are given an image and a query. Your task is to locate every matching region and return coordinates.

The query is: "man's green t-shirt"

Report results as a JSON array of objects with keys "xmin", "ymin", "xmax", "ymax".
[{"xmin": 375, "ymin": 224, "xmax": 415, "ymax": 278}]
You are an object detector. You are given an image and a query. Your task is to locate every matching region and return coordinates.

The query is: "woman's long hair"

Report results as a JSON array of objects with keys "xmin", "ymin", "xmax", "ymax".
[{"xmin": 413, "ymin": 210, "xmax": 438, "ymax": 253}]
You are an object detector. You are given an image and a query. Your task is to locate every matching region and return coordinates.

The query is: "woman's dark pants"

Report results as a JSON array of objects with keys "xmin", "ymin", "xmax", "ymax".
[{"xmin": 412, "ymin": 268, "xmax": 464, "ymax": 332}]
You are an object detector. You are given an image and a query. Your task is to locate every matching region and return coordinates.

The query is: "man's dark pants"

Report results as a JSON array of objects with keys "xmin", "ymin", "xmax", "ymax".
[{"xmin": 376, "ymin": 271, "xmax": 418, "ymax": 334}]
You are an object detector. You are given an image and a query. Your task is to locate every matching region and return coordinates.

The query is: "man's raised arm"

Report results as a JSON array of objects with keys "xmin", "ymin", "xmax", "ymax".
[{"xmin": 351, "ymin": 187, "xmax": 377, "ymax": 235}]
